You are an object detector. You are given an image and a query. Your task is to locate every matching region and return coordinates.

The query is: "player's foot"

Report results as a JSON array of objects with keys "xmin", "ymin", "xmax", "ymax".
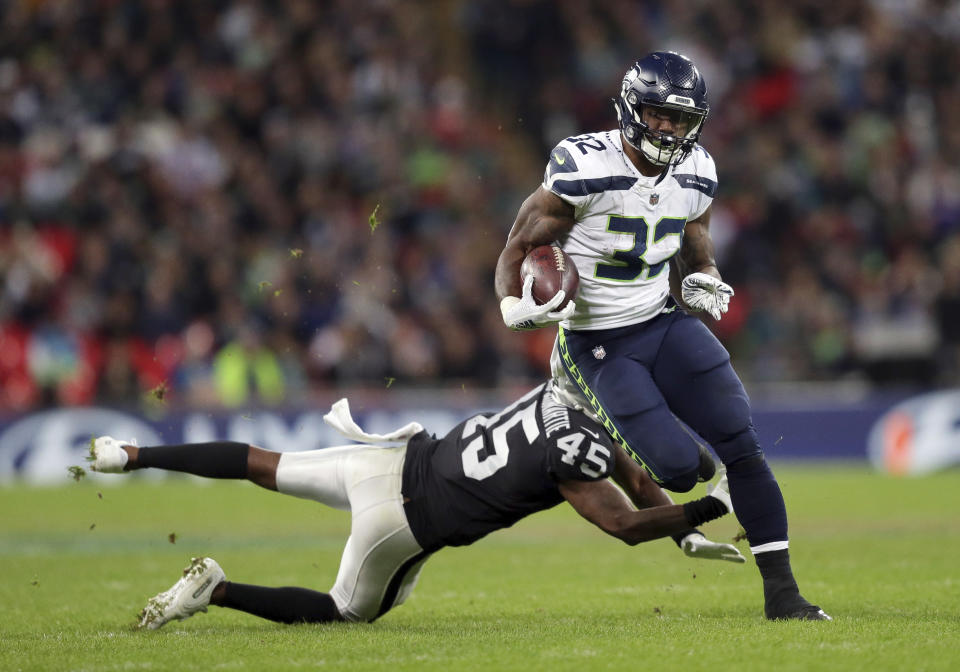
[
  {"xmin": 765, "ymin": 592, "xmax": 832, "ymax": 621},
  {"xmin": 137, "ymin": 557, "xmax": 226, "ymax": 630},
  {"xmin": 88, "ymin": 436, "xmax": 136, "ymax": 473}
]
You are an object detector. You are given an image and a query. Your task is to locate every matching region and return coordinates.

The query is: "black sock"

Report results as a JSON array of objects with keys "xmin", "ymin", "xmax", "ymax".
[
  {"xmin": 755, "ymin": 549, "xmax": 811, "ymax": 617},
  {"xmin": 682, "ymin": 496, "xmax": 729, "ymax": 527},
  {"xmin": 137, "ymin": 442, "xmax": 249, "ymax": 479},
  {"xmin": 219, "ymin": 582, "xmax": 344, "ymax": 624},
  {"xmin": 755, "ymin": 548, "xmax": 796, "ymax": 586}
]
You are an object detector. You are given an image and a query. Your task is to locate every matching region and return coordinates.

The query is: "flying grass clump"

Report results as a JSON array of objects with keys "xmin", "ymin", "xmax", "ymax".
[{"xmin": 150, "ymin": 381, "xmax": 168, "ymax": 402}]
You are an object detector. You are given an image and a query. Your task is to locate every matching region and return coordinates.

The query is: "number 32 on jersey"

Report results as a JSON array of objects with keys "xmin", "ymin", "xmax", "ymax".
[{"xmin": 596, "ymin": 215, "xmax": 687, "ymax": 282}]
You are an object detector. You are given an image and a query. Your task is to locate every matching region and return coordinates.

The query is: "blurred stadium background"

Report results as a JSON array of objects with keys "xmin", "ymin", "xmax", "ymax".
[{"xmin": 2, "ymin": 0, "xmax": 959, "ymax": 482}]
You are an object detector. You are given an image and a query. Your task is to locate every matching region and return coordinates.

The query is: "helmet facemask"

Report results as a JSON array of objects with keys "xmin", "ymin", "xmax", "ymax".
[{"xmin": 621, "ymin": 92, "xmax": 706, "ymax": 167}]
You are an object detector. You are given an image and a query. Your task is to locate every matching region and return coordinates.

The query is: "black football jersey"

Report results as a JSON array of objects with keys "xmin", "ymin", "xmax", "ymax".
[{"xmin": 401, "ymin": 383, "xmax": 616, "ymax": 551}]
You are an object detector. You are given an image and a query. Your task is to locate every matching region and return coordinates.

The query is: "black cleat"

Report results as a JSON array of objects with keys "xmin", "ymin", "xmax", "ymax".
[
  {"xmin": 769, "ymin": 604, "xmax": 832, "ymax": 621},
  {"xmin": 766, "ymin": 593, "xmax": 832, "ymax": 621}
]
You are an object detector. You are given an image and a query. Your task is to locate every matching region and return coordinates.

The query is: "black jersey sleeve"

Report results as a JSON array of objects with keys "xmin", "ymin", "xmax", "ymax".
[{"xmin": 544, "ymin": 411, "xmax": 616, "ymax": 482}]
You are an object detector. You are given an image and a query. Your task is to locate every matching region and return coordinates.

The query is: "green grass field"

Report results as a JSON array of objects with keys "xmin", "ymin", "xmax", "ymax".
[{"xmin": 2, "ymin": 464, "xmax": 959, "ymax": 672}]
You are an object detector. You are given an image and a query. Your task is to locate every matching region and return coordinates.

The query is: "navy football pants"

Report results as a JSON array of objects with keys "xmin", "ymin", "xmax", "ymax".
[{"xmin": 557, "ymin": 307, "xmax": 789, "ymax": 547}]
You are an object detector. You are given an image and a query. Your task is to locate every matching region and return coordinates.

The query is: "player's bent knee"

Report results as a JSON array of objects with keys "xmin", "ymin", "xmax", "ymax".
[
  {"xmin": 247, "ymin": 446, "xmax": 281, "ymax": 491},
  {"xmin": 658, "ymin": 468, "xmax": 699, "ymax": 493}
]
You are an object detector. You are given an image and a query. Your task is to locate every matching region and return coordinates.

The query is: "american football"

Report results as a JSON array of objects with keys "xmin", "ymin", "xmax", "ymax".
[{"xmin": 521, "ymin": 245, "xmax": 580, "ymax": 309}]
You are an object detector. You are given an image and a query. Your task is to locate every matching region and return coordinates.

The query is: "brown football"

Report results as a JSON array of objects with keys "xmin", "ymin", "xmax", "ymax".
[{"xmin": 520, "ymin": 245, "xmax": 580, "ymax": 310}]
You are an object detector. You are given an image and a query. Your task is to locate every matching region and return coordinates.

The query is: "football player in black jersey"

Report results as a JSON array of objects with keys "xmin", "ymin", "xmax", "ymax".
[{"xmin": 90, "ymin": 381, "xmax": 741, "ymax": 630}]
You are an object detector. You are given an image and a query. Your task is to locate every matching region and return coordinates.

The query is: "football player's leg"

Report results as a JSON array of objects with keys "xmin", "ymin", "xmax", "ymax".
[
  {"xmin": 211, "ymin": 446, "xmax": 427, "ymax": 625},
  {"xmin": 557, "ymin": 330, "xmax": 703, "ymax": 491},
  {"xmin": 328, "ymin": 446, "xmax": 429, "ymax": 622},
  {"xmin": 273, "ymin": 445, "xmax": 358, "ymax": 510},
  {"xmin": 93, "ymin": 438, "xmax": 283, "ymax": 488},
  {"xmin": 138, "ymin": 556, "xmax": 344, "ymax": 628},
  {"xmin": 209, "ymin": 580, "xmax": 344, "ymax": 624},
  {"xmin": 651, "ymin": 313, "xmax": 787, "ymax": 547},
  {"xmin": 653, "ymin": 314, "xmax": 829, "ymax": 620}
]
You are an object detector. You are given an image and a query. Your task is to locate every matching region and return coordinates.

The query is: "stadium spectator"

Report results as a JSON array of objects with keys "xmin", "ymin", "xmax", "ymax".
[{"xmin": 0, "ymin": 0, "xmax": 957, "ymax": 411}]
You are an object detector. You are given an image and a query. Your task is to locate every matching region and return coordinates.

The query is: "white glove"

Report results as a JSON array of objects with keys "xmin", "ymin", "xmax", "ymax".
[
  {"xmin": 681, "ymin": 272, "xmax": 734, "ymax": 321},
  {"xmin": 681, "ymin": 532, "xmax": 745, "ymax": 563},
  {"xmin": 706, "ymin": 468, "xmax": 733, "ymax": 514},
  {"xmin": 501, "ymin": 274, "xmax": 576, "ymax": 331}
]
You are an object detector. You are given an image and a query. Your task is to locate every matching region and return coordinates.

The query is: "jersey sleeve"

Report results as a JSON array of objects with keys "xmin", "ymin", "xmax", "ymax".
[
  {"xmin": 685, "ymin": 146, "xmax": 718, "ymax": 221},
  {"xmin": 541, "ymin": 139, "xmax": 595, "ymax": 214},
  {"xmin": 544, "ymin": 413, "xmax": 616, "ymax": 483}
]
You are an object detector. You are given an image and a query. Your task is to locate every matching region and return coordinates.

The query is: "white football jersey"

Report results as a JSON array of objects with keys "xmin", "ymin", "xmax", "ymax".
[{"xmin": 542, "ymin": 129, "xmax": 717, "ymax": 330}]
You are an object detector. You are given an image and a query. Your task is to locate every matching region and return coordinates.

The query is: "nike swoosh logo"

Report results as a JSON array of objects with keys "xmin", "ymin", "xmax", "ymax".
[
  {"xmin": 582, "ymin": 427, "xmax": 600, "ymax": 440},
  {"xmin": 553, "ymin": 153, "xmax": 565, "ymax": 165}
]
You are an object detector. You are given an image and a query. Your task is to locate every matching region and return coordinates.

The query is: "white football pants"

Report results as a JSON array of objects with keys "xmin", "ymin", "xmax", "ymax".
[{"xmin": 275, "ymin": 445, "xmax": 428, "ymax": 622}]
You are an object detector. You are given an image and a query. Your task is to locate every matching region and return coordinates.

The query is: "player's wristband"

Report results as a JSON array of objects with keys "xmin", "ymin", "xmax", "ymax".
[{"xmin": 682, "ymin": 496, "xmax": 729, "ymax": 527}]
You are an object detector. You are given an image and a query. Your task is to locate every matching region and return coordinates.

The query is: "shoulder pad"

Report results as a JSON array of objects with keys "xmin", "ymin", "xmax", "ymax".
[
  {"xmin": 671, "ymin": 145, "xmax": 718, "ymax": 197},
  {"xmin": 544, "ymin": 132, "xmax": 637, "ymax": 201}
]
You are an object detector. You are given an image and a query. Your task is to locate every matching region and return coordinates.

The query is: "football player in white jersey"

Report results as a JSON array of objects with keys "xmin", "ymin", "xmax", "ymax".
[{"xmin": 495, "ymin": 52, "xmax": 829, "ymax": 621}]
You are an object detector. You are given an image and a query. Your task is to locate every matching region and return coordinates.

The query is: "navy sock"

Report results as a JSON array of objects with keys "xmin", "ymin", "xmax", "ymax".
[
  {"xmin": 725, "ymin": 453, "xmax": 788, "ymax": 547},
  {"xmin": 220, "ymin": 582, "xmax": 344, "ymax": 624},
  {"xmin": 137, "ymin": 442, "xmax": 249, "ymax": 479}
]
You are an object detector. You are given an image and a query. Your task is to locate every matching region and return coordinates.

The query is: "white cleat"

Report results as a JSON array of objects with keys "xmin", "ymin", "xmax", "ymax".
[
  {"xmin": 88, "ymin": 436, "xmax": 136, "ymax": 473},
  {"xmin": 137, "ymin": 557, "xmax": 226, "ymax": 630}
]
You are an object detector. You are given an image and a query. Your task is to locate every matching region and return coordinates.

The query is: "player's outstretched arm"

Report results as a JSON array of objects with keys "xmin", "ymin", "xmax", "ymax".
[
  {"xmin": 609, "ymin": 442, "xmax": 677, "ymax": 509},
  {"xmin": 607, "ymin": 446, "xmax": 744, "ymax": 562},
  {"xmin": 495, "ymin": 187, "xmax": 576, "ymax": 301},
  {"xmin": 558, "ymin": 476, "xmax": 731, "ymax": 547},
  {"xmin": 560, "ymin": 478, "xmax": 691, "ymax": 545}
]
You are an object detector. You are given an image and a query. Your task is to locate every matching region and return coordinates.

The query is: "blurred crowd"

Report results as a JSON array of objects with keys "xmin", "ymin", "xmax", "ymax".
[{"xmin": 1, "ymin": 0, "xmax": 958, "ymax": 411}]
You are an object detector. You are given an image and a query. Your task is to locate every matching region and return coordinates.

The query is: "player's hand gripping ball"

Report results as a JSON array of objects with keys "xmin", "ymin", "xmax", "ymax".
[
  {"xmin": 520, "ymin": 245, "xmax": 580, "ymax": 310},
  {"xmin": 500, "ymin": 245, "xmax": 579, "ymax": 330}
]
